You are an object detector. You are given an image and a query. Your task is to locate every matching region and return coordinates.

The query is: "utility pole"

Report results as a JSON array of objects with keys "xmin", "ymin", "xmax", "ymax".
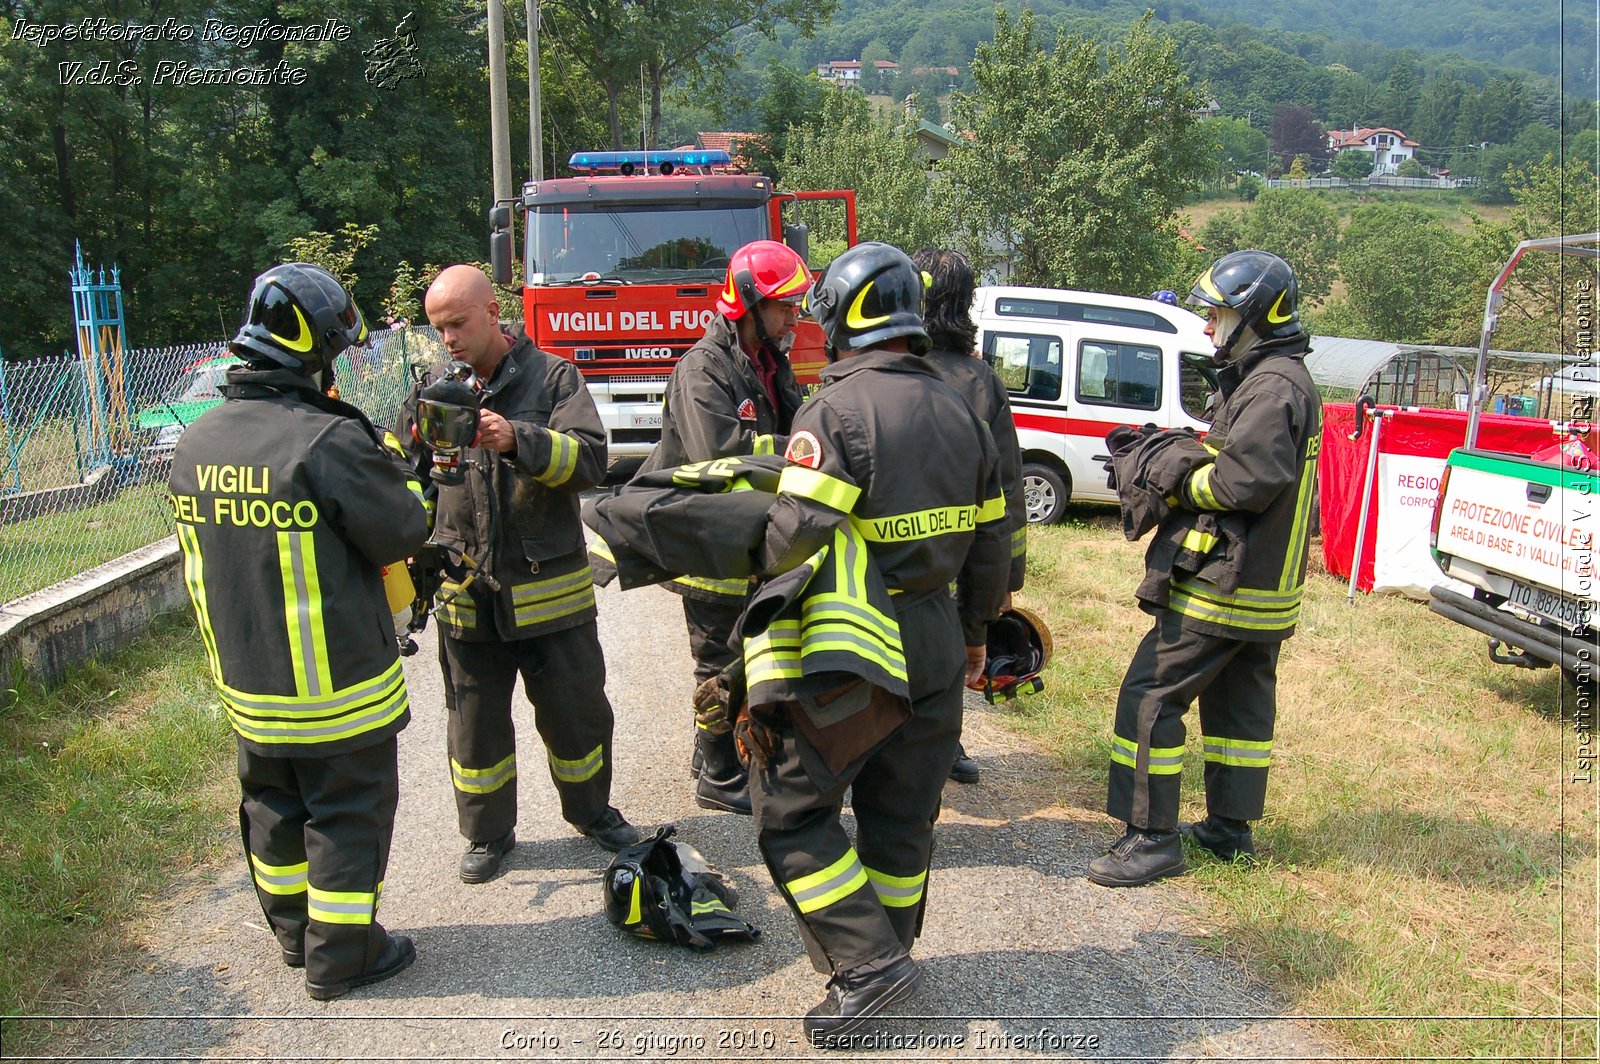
[
  {"xmin": 526, "ymin": 0, "xmax": 542, "ymax": 181},
  {"xmin": 487, "ymin": 0, "xmax": 512, "ymax": 204}
]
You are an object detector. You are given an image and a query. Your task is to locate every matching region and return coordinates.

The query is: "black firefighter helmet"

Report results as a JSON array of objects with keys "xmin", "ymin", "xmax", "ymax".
[
  {"xmin": 1187, "ymin": 249, "xmax": 1303, "ymax": 356},
  {"xmin": 231, "ymin": 262, "xmax": 369, "ymax": 379},
  {"xmin": 603, "ymin": 825, "xmax": 759, "ymax": 951},
  {"xmin": 969, "ymin": 606, "xmax": 1053, "ymax": 703},
  {"xmin": 803, "ymin": 241, "xmax": 930, "ymax": 359}
]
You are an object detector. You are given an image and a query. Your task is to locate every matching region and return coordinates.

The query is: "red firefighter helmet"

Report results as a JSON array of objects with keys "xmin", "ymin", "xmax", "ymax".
[
  {"xmin": 969, "ymin": 606, "xmax": 1053, "ymax": 703},
  {"xmin": 716, "ymin": 240, "xmax": 813, "ymax": 320}
]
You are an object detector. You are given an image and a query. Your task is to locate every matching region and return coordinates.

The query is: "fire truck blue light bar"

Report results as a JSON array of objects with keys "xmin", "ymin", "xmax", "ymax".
[{"xmin": 566, "ymin": 150, "xmax": 732, "ymax": 171}]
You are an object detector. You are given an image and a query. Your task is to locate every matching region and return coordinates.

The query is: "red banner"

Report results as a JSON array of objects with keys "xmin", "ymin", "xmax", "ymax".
[{"xmin": 1319, "ymin": 404, "xmax": 1566, "ymax": 591}]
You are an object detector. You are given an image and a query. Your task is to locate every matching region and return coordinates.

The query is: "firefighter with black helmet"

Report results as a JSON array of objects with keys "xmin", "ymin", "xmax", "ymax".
[
  {"xmin": 910, "ymin": 246, "xmax": 1028, "ymax": 785},
  {"xmin": 749, "ymin": 242, "xmax": 1010, "ymax": 1044},
  {"xmin": 635, "ymin": 239, "xmax": 813, "ymax": 816},
  {"xmin": 410, "ymin": 265, "xmax": 638, "ymax": 887},
  {"xmin": 1088, "ymin": 249, "xmax": 1322, "ymax": 887},
  {"xmin": 169, "ymin": 263, "xmax": 429, "ymax": 999}
]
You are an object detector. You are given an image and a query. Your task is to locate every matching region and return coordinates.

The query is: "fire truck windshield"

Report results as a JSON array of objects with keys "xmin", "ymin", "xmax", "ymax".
[{"xmin": 528, "ymin": 201, "xmax": 770, "ymax": 284}]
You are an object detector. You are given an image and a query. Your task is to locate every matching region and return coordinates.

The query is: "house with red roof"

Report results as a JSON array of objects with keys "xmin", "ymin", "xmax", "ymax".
[{"xmin": 1327, "ymin": 126, "xmax": 1420, "ymax": 175}]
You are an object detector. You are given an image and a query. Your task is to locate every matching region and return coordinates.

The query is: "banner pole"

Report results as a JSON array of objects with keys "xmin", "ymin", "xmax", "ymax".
[{"xmin": 1347, "ymin": 406, "xmax": 1385, "ymax": 604}]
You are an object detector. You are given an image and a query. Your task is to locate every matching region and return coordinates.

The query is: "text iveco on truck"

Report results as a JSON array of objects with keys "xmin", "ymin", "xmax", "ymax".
[{"xmin": 489, "ymin": 149, "xmax": 857, "ymax": 459}]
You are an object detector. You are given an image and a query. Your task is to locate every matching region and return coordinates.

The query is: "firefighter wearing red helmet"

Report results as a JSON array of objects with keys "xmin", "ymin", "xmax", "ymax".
[
  {"xmin": 1088, "ymin": 249, "xmax": 1322, "ymax": 887},
  {"xmin": 635, "ymin": 239, "xmax": 814, "ymax": 816}
]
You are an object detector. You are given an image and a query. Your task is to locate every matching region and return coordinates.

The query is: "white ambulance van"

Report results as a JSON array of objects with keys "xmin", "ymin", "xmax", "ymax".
[{"xmin": 974, "ymin": 286, "xmax": 1220, "ymax": 523}]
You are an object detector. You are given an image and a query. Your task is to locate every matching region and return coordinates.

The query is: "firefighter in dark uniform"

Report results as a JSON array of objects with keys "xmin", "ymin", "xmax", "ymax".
[
  {"xmin": 748, "ymin": 243, "xmax": 1010, "ymax": 1043},
  {"xmin": 911, "ymin": 247, "xmax": 1028, "ymax": 785},
  {"xmin": 170, "ymin": 263, "xmax": 428, "ymax": 999},
  {"xmin": 413, "ymin": 265, "xmax": 639, "ymax": 885},
  {"xmin": 1088, "ymin": 250, "xmax": 1321, "ymax": 887},
  {"xmin": 636, "ymin": 239, "xmax": 812, "ymax": 815}
]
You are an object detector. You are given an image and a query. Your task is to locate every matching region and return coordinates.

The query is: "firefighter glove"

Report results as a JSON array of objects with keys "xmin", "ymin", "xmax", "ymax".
[
  {"xmin": 692, "ymin": 675, "xmax": 732, "ymax": 736},
  {"xmin": 733, "ymin": 702, "xmax": 783, "ymax": 768}
]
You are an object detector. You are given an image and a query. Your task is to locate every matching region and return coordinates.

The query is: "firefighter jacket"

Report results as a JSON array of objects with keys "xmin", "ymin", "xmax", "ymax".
[
  {"xmin": 170, "ymin": 366, "xmax": 429, "ymax": 757},
  {"xmin": 759, "ymin": 350, "xmax": 1011, "ymax": 648},
  {"xmin": 925, "ymin": 344, "xmax": 1027, "ymax": 592},
  {"xmin": 411, "ymin": 328, "xmax": 608, "ymax": 641},
  {"xmin": 637, "ymin": 314, "xmax": 803, "ymax": 603},
  {"xmin": 1110, "ymin": 428, "xmax": 1213, "ymax": 541},
  {"xmin": 1153, "ymin": 334, "xmax": 1321, "ymax": 641}
]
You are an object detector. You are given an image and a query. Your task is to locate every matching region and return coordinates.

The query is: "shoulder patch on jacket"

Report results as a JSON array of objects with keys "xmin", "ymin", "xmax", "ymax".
[
  {"xmin": 786, "ymin": 430, "xmax": 822, "ymax": 468},
  {"xmin": 736, "ymin": 398, "xmax": 757, "ymax": 421}
]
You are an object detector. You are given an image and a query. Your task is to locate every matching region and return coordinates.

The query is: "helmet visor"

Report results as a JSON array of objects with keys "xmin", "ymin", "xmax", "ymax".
[{"xmin": 415, "ymin": 400, "xmax": 480, "ymax": 451}]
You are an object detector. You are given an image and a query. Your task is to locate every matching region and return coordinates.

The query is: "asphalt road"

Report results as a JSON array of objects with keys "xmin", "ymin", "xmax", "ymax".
[{"xmin": 38, "ymin": 575, "xmax": 1340, "ymax": 1062}]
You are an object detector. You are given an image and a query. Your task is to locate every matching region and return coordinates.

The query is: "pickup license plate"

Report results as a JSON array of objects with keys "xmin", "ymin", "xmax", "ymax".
[
  {"xmin": 629, "ymin": 411, "xmax": 662, "ymax": 429},
  {"xmin": 1508, "ymin": 579, "xmax": 1591, "ymax": 632}
]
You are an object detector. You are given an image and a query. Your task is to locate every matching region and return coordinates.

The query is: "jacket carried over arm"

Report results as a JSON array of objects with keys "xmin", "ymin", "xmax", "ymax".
[
  {"xmin": 170, "ymin": 366, "xmax": 430, "ymax": 757},
  {"xmin": 407, "ymin": 327, "xmax": 608, "ymax": 641}
]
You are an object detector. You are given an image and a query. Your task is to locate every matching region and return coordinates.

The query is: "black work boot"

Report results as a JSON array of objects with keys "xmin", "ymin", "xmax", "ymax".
[
  {"xmin": 577, "ymin": 806, "xmax": 640, "ymax": 851},
  {"xmin": 458, "ymin": 830, "xmax": 515, "ymax": 884},
  {"xmin": 1086, "ymin": 826, "xmax": 1186, "ymax": 887},
  {"xmin": 1180, "ymin": 815, "xmax": 1256, "ymax": 862},
  {"xmin": 804, "ymin": 954, "xmax": 924, "ymax": 1047},
  {"xmin": 948, "ymin": 742, "xmax": 980, "ymax": 785},
  {"xmin": 305, "ymin": 932, "xmax": 416, "ymax": 1001},
  {"xmin": 695, "ymin": 730, "xmax": 753, "ymax": 815}
]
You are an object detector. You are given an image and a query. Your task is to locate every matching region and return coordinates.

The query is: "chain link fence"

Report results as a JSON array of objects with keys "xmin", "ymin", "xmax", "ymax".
[{"xmin": 0, "ymin": 325, "xmax": 447, "ymax": 604}]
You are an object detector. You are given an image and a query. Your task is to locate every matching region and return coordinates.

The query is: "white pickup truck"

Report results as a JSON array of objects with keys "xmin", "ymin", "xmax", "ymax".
[{"xmin": 1428, "ymin": 233, "xmax": 1600, "ymax": 694}]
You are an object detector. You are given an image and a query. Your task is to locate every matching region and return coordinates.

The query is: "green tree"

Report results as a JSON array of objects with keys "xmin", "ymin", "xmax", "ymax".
[
  {"xmin": 1331, "ymin": 203, "xmax": 1475, "ymax": 342},
  {"xmin": 1195, "ymin": 190, "xmax": 1340, "ymax": 305},
  {"xmin": 1473, "ymin": 126, "xmax": 1562, "ymax": 203},
  {"xmin": 937, "ymin": 10, "xmax": 1210, "ymax": 293},
  {"xmin": 1203, "ymin": 116, "xmax": 1269, "ymax": 183},
  {"xmin": 1397, "ymin": 157, "xmax": 1429, "ymax": 178},
  {"xmin": 1379, "ymin": 52, "xmax": 1423, "ymax": 133},
  {"xmin": 1331, "ymin": 150, "xmax": 1376, "ymax": 180},
  {"xmin": 745, "ymin": 62, "xmax": 829, "ymax": 176},
  {"xmin": 1410, "ymin": 74, "xmax": 1463, "ymax": 147},
  {"xmin": 778, "ymin": 88, "xmax": 945, "ymax": 256}
]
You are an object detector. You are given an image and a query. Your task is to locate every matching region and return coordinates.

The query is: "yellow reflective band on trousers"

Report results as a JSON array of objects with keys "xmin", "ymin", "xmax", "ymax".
[
  {"xmin": 670, "ymin": 574, "xmax": 749, "ymax": 597},
  {"xmin": 752, "ymin": 434, "xmax": 776, "ymax": 456},
  {"xmin": 540, "ymin": 428, "xmax": 579, "ymax": 486},
  {"xmin": 1186, "ymin": 463, "xmax": 1224, "ymax": 510},
  {"xmin": 176, "ymin": 524, "xmax": 225, "ymax": 688},
  {"xmin": 549, "ymin": 743, "xmax": 604, "ymax": 784},
  {"xmin": 1279, "ymin": 436, "xmax": 1321, "ymax": 592},
  {"xmin": 249, "ymin": 853, "xmax": 308, "ymax": 896},
  {"xmin": 1011, "ymin": 524, "xmax": 1028, "ymax": 558},
  {"xmin": 307, "ymin": 883, "xmax": 379, "ymax": 925},
  {"xmin": 452, "ymin": 751, "xmax": 517, "ymax": 795},
  {"xmin": 778, "ymin": 464, "xmax": 860, "ymax": 513},
  {"xmin": 511, "ymin": 565, "xmax": 596, "ymax": 628},
  {"xmin": 590, "ymin": 536, "xmax": 616, "ymax": 562},
  {"xmin": 219, "ymin": 657, "xmax": 409, "ymax": 746},
  {"xmin": 1204, "ymin": 736, "xmax": 1272, "ymax": 768},
  {"xmin": 1111, "ymin": 734, "xmax": 1184, "ymax": 775},
  {"xmin": 1169, "ymin": 579, "xmax": 1302, "ymax": 632},
  {"xmin": 786, "ymin": 848, "xmax": 869, "ymax": 914},
  {"xmin": 1182, "ymin": 528, "xmax": 1219, "ymax": 554},
  {"xmin": 277, "ymin": 530, "xmax": 331, "ymax": 700},
  {"xmin": 864, "ymin": 865, "xmax": 926, "ymax": 908}
]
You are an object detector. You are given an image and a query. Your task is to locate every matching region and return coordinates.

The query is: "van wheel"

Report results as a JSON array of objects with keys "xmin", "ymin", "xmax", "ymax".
[{"xmin": 1022, "ymin": 463, "xmax": 1069, "ymax": 524}]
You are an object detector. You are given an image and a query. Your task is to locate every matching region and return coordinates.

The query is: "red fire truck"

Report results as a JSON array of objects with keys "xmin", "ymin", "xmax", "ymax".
[{"xmin": 490, "ymin": 149, "xmax": 857, "ymax": 459}]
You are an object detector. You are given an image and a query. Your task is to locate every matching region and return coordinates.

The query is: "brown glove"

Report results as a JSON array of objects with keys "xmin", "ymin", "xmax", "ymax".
[
  {"xmin": 733, "ymin": 702, "xmax": 784, "ymax": 768},
  {"xmin": 692, "ymin": 674, "xmax": 732, "ymax": 736}
]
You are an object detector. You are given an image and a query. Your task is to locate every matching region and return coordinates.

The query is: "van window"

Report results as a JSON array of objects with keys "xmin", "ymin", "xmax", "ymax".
[
  {"xmin": 1077, "ymin": 341, "xmax": 1161, "ymax": 410},
  {"xmin": 984, "ymin": 332, "xmax": 1063, "ymax": 401},
  {"xmin": 993, "ymin": 297, "xmax": 1178, "ymax": 334},
  {"xmin": 1180, "ymin": 352, "xmax": 1219, "ymax": 422}
]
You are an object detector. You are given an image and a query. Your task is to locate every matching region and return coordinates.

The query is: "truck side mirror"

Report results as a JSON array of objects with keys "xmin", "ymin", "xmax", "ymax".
[
  {"xmin": 784, "ymin": 223, "xmax": 810, "ymax": 266},
  {"xmin": 488, "ymin": 205, "xmax": 513, "ymax": 286}
]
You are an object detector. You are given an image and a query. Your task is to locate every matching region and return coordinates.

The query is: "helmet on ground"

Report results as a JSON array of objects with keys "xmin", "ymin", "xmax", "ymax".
[
  {"xmin": 803, "ymin": 241, "xmax": 930, "ymax": 357},
  {"xmin": 1151, "ymin": 289, "xmax": 1180, "ymax": 306},
  {"xmin": 716, "ymin": 240, "xmax": 813, "ymax": 320},
  {"xmin": 603, "ymin": 825, "xmax": 758, "ymax": 950},
  {"xmin": 969, "ymin": 606, "xmax": 1053, "ymax": 703},
  {"xmin": 1187, "ymin": 250, "xmax": 1302, "ymax": 353},
  {"xmin": 231, "ymin": 262, "xmax": 369, "ymax": 376}
]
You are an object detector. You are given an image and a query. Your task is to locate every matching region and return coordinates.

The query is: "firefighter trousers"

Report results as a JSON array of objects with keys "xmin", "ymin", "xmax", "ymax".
[
  {"xmin": 1107, "ymin": 609, "xmax": 1280, "ymax": 831},
  {"xmin": 439, "ymin": 621, "xmax": 616, "ymax": 842},
  {"xmin": 683, "ymin": 593, "xmax": 747, "ymax": 781},
  {"xmin": 237, "ymin": 737, "xmax": 399, "ymax": 987},
  {"xmin": 750, "ymin": 593, "xmax": 964, "ymax": 975}
]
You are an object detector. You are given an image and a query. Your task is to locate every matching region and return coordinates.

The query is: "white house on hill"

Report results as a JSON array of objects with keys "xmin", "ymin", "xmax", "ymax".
[{"xmin": 1327, "ymin": 126, "xmax": 1420, "ymax": 175}]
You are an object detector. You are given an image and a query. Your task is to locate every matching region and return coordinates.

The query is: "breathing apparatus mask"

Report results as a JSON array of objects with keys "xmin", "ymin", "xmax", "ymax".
[{"xmin": 412, "ymin": 360, "xmax": 484, "ymax": 485}]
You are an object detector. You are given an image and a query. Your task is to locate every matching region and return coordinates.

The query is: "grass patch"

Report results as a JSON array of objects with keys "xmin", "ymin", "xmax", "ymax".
[
  {"xmin": 1013, "ymin": 517, "xmax": 1597, "ymax": 1057},
  {"xmin": 0, "ymin": 484, "xmax": 175, "ymax": 603},
  {"xmin": 0, "ymin": 612, "xmax": 233, "ymax": 1041}
]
